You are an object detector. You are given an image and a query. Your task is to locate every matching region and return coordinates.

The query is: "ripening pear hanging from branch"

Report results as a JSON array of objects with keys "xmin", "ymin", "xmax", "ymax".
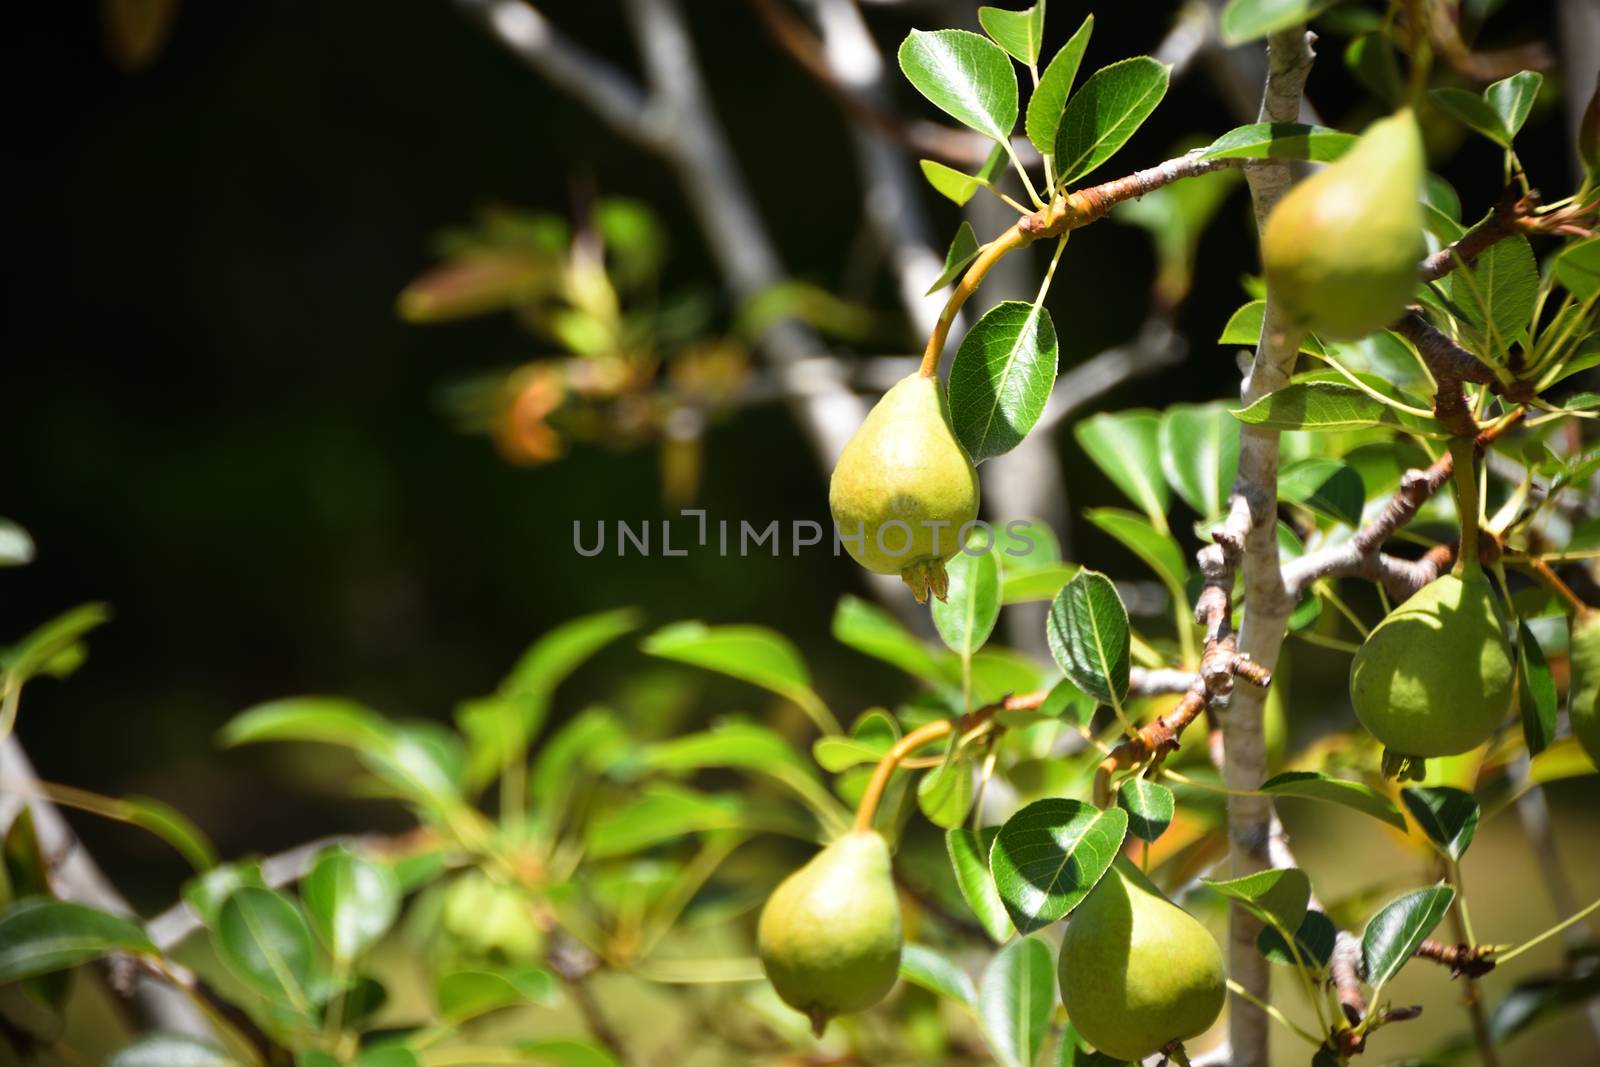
[
  {"xmin": 829, "ymin": 373, "xmax": 980, "ymax": 602},
  {"xmin": 1261, "ymin": 109, "xmax": 1427, "ymax": 340},
  {"xmin": 756, "ymin": 829, "xmax": 904, "ymax": 1034}
]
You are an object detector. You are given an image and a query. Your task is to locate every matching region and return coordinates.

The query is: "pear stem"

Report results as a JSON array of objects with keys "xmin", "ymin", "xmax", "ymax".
[
  {"xmin": 852, "ymin": 689, "xmax": 1050, "ymax": 832},
  {"xmin": 919, "ymin": 227, "xmax": 1033, "ymax": 378},
  {"xmin": 1448, "ymin": 435, "xmax": 1481, "ymax": 577}
]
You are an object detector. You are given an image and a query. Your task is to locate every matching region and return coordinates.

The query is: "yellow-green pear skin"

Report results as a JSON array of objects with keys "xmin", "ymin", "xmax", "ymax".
[
  {"xmin": 829, "ymin": 373, "xmax": 980, "ymax": 602},
  {"xmin": 1261, "ymin": 109, "xmax": 1427, "ymax": 340},
  {"xmin": 1350, "ymin": 571, "xmax": 1514, "ymax": 758},
  {"xmin": 1058, "ymin": 858, "xmax": 1225, "ymax": 1062},
  {"xmin": 757, "ymin": 830, "xmax": 902, "ymax": 1032},
  {"xmin": 1569, "ymin": 612, "xmax": 1600, "ymax": 765}
]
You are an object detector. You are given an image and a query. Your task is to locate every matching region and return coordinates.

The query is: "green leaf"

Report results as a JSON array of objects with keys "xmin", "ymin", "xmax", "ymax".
[
  {"xmin": 514, "ymin": 1039, "xmax": 621, "ymax": 1067},
  {"xmin": 351, "ymin": 1049, "xmax": 416, "ymax": 1067},
  {"xmin": 1026, "ymin": 15, "xmax": 1094, "ymax": 155},
  {"xmin": 1516, "ymin": 621, "xmax": 1558, "ymax": 756},
  {"xmin": 1218, "ymin": 300, "xmax": 1325, "ymax": 355},
  {"xmin": 1074, "ymin": 410, "xmax": 1169, "ymax": 525},
  {"xmin": 213, "ymin": 888, "xmax": 316, "ymax": 1011},
  {"xmin": 1198, "ymin": 122, "xmax": 1356, "ymax": 162},
  {"xmin": 122, "ymin": 795, "xmax": 218, "ymax": 872},
  {"xmin": 1203, "ymin": 868, "xmax": 1311, "ymax": 935},
  {"xmin": 0, "ymin": 518, "xmax": 35, "ymax": 568},
  {"xmin": 1115, "ymin": 779, "xmax": 1174, "ymax": 843},
  {"xmin": 991, "ymin": 799, "xmax": 1127, "ymax": 933},
  {"xmin": 813, "ymin": 709, "xmax": 899, "ymax": 773},
  {"xmin": 918, "ymin": 759, "xmax": 975, "ymax": 829},
  {"xmin": 437, "ymin": 967, "xmax": 558, "ymax": 1022},
  {"xmin": 1257, "ymin": 909, "xmax": 1337, "ymax": 970},
  {"xmin": 901, "ymin": 943, "xmax": 977, "ymax": 1006},
  {"xmin": 108, "ymin": 1034, "xmax": 240, "ymax": 1067},
  {"xmin": 1431, "ymin": 87, "xmax": 1512, "ymax": 147},
  {"xmin": 920, "ymin": 158, "xmax": 986, "ymax": 206},
  {"xmin": 1487, "ymin": 71, "xmax": 1543, "ymax": 141},
  {"xmin": 1046, "ymin": 570, "xmax": 1131, "ymax": 706},
  {"xmin": 947, "ymin": 827, "xmax": 1013, "ymax": 942},
  {"xmin": 1084, "ymin": 509, "xmax": 1187, "ymax": 595},
  {"xmin": 219, "ymin": 697, "xmax": 393, "ymax": 753},
  {"xmin": 1489, "ymin": 955, "xmax": 1600, "ymax": 1042},
  {"xmin": 1400, "ymin": 786, "xmax": 1480, "ymax": 862},
  {"xmin": 0, "ymin": 898, "xmax": 154, "ymax": 982},
  {"xmin": 978, "ymin": 3, "xmax": 1045, "ymax": 66},
  {"xmin": 1159, "ymin": 402, "xmax": 1240, "ymax": 518},
  {"xmin": 1554, "ymin": 238, "xmax": 1600, "ymax": 301},
  {"xmin": 584, "ymin": 785, "xmax": 756, "ymax": 857},
  {"xmin": 1437, "ymin": 235, "xmax": 1539, "ymax": 361},
  {"xmin": 1260, "ymin": 771, "xmax": 1408, "ymax": 830},
  {"xmin": 301, "ymin": 848, "xmax": 400, "ymax": 963},
  {"xmin": 2, "ymin": 603, "xmax": 112, "ymax": 684},
  {"xmin": 1220, "ymin": 0, "xmax": 1335, "ymax": 45},
  {"xmin": 949, "ymin": 301, "xmax": 1059, "ymax": 463},
  {"xmin": 183, "ymin": 863, "xmax": 267, "ymax": 931},
  {"xmin": 1278, "ymin": 458, "xmax": 1366, "ymax": 526},
  {"xmin": 1054, "ymin": 57, "xmax": 1170, "ymax": 185},
  {"xmin": 979, "ymin": 937, "xmax": 1056, "ymax": 1067},
  {"xmin": 530, "ymin": 707, "xmax": 628, "ymax": 808},
  {"xmin": 1001, "ymin": 563, "xmax": 1080, "ymax": 605},
  {"xmin": 1345, "ymin": 33, "xmax": 1403, "ymax": 108},
  {"xmin": 832, "ymin": 595, "xmax": 951, "ymax": 687},
  {"xmin": 932, "ymin": 547, "xmax": 1002, "ymax": 657},
  {"xmin": 362, "ymin": 722, "xmax": 465, "ymax": 809},
  {"xmin": 898, "ymin": 29, "xmax": 1019, "ymax": 144},
  {"xmin": 927, "ymin": 221, "xmax": 982, "ymax": 294},
  {"xmin": 643, "ymin": 622, "xmax": 835, "ymax": 734},
  {"xmin": 502, "ymin": 608, "xmax": 638, "ymax": 713},
  {"xmin": 1234, "ymin": 381, "xmax": 1446, "ymax": 437},
  {"xmin": 1361, "ymin": 884, "xmax": 1456, "ymax": 992}
]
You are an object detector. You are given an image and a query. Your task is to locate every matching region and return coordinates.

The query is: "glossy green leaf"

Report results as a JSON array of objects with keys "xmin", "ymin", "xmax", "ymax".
[
  {"xmin": 108, "ymin": 1034, "xmax": 240, "ymax": 1067},
  {"xmin": 182, "ymin": 862, "xmax": 267, "ymax": 931},
  {"xmin": 1198, "ymin": 122, "xmax": 1355, "ymax": 162},
  {"xmin": 1361, "ymin": 884, "xmax": 1456, "ymax": 992},
  {"xmin": 1400, "ymin": 786, "xmax": 1480, "ymax": 862},
  {"xmin": 991, "ymin": 798, "xmax": 1127, "ymax": 933},
  {"xmin": 979, "ymin": 936, "xmax": 1056, "ymax": 1067},
  {"xmin": 1234, "ymin": 381, "xmax": 1447, "ymax": 437},
  {"xmin": 1220, "ymin": 0, "xmax": 1335, "ymax": 45},
  {"xmin": 1489, "ymin": 955, "xmax": 1600, "ymax": 1042},
  {"xmin": 1278, "ymin": 458, "xmax": 1365, "ymax": 526},
  {"xmin": 920, "ymin": 158, "xmax": 985, "ymax": 205},
  {"xmin": 949, "ymin": 301, "xmax": 1059, "ymax": 463},
  {"xmin": 1074, "ymin": 410, "xmax": 1169, "ymax": 525},
  {"xmin": 1487, "ymin": 71, "xmax": 1543, "ymax": 141},
  {"xmin": 832, "ymin": 595, "xmax": 952, "ymax": 686},
  {"xmin": 1261, "ymin": 771, "xmax": 1408, "ymax": 830},
  {"xmin": 978, "ymin": 3, "xmax": 1044, "ymax": 66},
  {"xmin": 213, "ymin": 888, "xmax": 316, "ymax": 1011},
  {"xmin": 932, "ymin": 547, "xmax": 1002, "ymax": 656},
  {"xmin": 1431, "ymin": 87, "xmax": 1512, "ymax": 146},
  {"xmin": 1054, "ymin": 57, "xmax": 1169, "ymax": 185},
  {"xmin": 1159, "ymin": 402, "xmax": 1240, "ymax": 519},
  {"xmin": 947, "ymin": 827, "xmax": 1013, "ymax": 942},
  {"xmin": 1001, "ymin": 562, "xmax": 1079, "ymax": 605},
  {"xmin": 1026, "ymin": 15, "xmax": 1093, "ymax": 155},
  {"xmin": 1218, "ymin": 300, "xmax": 1325, "ymax": 355},
  {"xmin": 926, "ymin": 221, "xmax": 982, "ymax": 294},
  {"xmin": 1084, "ymin": 509, "xmax": 1187, "ymax": 595},
  {"xmin": 123, "ymin": 795, "xmax": 217, "ymax": 872},
  {"xmin": 301, "ymin": 847, "xmax": 400, "ymax": 963},
  {"xmin": 362, "ymin": 722, "xmax": 465, "ymax": 809},
  {"xmin": 0, "ymin": 898, "xmax": 154, "ymax": 981},
  {"xmin": 1516, "ymin": 621, "xmax": 1558, "ymax": 756},
  {"xmin": 643, "ymin": 622, "xmax": 834, "ymax": 734},
  {"xmin": 437, "ymin": 967, "xmax": 558, "ymax": 1022},
  {"xmin": 1116, "ymin": 778, "xmax": 1175, "ymax": 843},
  {"xmin": 898, "ymin": 29, "xmax": 1019, "ymax": 144},
  {"xmin": 1203, "ymin": 867, "xmax": 1311, "ymax": 935},
  {"xmin": 901, "ymin": 942, "xmax": 977, "ymax": 1006},
  {"xmin": 1046, "ymin": 570, "xmax": 1131, "ymax": 706},
  {"xmin": 1257, "ymin": 909, "xmax": 1337, "ymax": 970}
]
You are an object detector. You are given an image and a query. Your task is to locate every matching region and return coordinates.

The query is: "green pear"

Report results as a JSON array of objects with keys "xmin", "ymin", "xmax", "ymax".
[
  {"xmin": 757, "ymin": 830, "xmax": 902, "ymax": 1033},
  {"xmin": 1058, "ymin": 857, "xmax": 1225, "ymax": 1062},
  {"xmin": 1262, "ymin": 109, "xmax": 1427, "ymax": 340},
  {"xmin": 1350, "ymin": 569, "xmax": 1514, "ymax": 764},
  {"xmin": 829, "ymin": 373, "xmax": 980, "ymax": 602},
  {"xmin": 1569, "ymin": 611, "xmax": 1600, "ymax": 765}
]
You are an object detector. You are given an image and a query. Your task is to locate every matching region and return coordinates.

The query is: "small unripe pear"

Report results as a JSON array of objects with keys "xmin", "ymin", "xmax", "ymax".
[
  {"xmin": 1261, "ymin": 109, "xmax": 1427, "ymax": 340},
  {"xmin": 829, "ymin": 373, "xmax": 980, "ymax": 602},
  {"xmin": 1350, "ymin": 570, "xmax": 1514, "ymax": 765},
  {"xmin": 1569, "ymin": 611, "xmax": 1600, "ymax": 765},
  {"xmin": 1059, "ymin": 858, "xmax": 1225, "ymax": 1061},
  {"xmin": 757, "ymin": 830, "xmax": 902, "ymax": 1033}
]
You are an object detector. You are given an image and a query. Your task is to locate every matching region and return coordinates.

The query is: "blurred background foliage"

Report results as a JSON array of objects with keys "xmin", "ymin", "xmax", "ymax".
[{"xmin": 4, "ymin": 1, "xmax": 1599, "ymax": 1062}]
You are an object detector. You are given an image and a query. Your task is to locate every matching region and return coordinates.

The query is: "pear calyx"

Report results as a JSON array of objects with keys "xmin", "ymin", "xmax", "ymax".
[
  {"xmin": 756, "ymin": 829, "xmax": 903, "ymax": 1034},
  {"xmin": 829, "ymin": 373, "xmax": 980, "ymax": 603}
]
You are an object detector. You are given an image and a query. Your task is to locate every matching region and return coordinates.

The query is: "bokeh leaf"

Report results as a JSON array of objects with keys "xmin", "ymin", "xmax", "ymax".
[
  {"xmin": 947, "ymin": 826, "xmax": 1013, "ymax": 942},
  {"xmin": 901, "ymin": 943, "xmax": 977, "ymax": 1006},
  {"xmin": 0, "ymin": 898, "xmax": 153, "ymax": 982},
  {"xmin": 301, "ymin": 847, "xmax": 400, "ymax": 963},
  {"xmin": 1074, "ymin": 410, "xmax": 1169, "ymax": 526},
  {"xmin": 979, "ymin": 937, "xmax": 1055, "ymax": 1067},
  {"xmin": 213, "ymin": 888, "xmax": 316, "ymax": 1012},
  {"xmin": 978, "ymin": 3, "xmax": 1045, "ymax": 66}
]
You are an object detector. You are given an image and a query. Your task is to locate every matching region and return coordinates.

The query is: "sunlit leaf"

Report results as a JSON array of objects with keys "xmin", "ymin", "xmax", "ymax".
[
  {"xmin": 901, "ymin": 943, "xmax": 977, "ymax": 1006},
  {"xmin": 1199, "ymin": 122, "xmax": 1355, "ymax": 162},
  {"xmin": 932, "ymin": 547, "xmax": 1002, "ymax": 656},
  {"xmin": 898, "ymin": 29, "xmax": 1019, "ymax": 144},
  {"xmin": 212, "ymin": 888, "xmax": 316, "ymax": 1012},
  {"xmin": 1116, "ymin": 778, "xmax": 1174, "ymax": 843},
  {"xmin": 0, "ymin": 898, "xmax": 153, "ymax": 982},
  {"xmin": 1026, "ymin": 15, "xmax": 1094, "ymax": 155},
  {"xmin": 301, "ymin": 847, "xmax": 400, "ymax": 964},
  {"xmin": 949, "ymin": 301, "xmax": 1059, "ymax": 463},
  {"xmin": 1361, "ymin": 884, "xmax": 1455, "ymax": 991},
  {"xmin": 437, "ymin": 967, "xmax": 558, "ymax": 1023},
  {"xmin": 978, "ymin": 3, "xmax": 1045, "ymax": 66},
  {"xmin": 947, "ymin": 827, "xmax": 1013, "ymax": 942},
  {"xmin": 926, "ymin": 221, "xmax": 982, "ymax": 293},
  {"xmin": 979, "ymin": 937, "xmax": 1055, "ymax": 1067},
  {"xmin": 1516, "ymin": 621, "xmax": 1557, "ymax": 756},
  {"xmin": 1046, "ymin": 571, "xmax": 1130, "ymax": 706},
  {"xmin": 1260, "ymin": 771, "xmax": 1407, "ymax": 830},
  {"xmin": 1054, "ymin": 57, "xmax": 1170, "ymax": 185},
  {"xmin": 991, "ymin": 799, "xmax": 1127, "ymax": 933},
  {"xmin": 1074, "ymin": 411, "xmax": 1169, "ymax": 525}
]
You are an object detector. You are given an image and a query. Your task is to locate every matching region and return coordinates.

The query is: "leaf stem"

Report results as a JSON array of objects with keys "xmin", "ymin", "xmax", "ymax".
[
  {"xmin": 1225, "ymin": 977, "xmax": 1324, "ymax": 1047},
  {"xmin": 1497, "ymin": 896, "xmax": 1600, "ymax": 964}
]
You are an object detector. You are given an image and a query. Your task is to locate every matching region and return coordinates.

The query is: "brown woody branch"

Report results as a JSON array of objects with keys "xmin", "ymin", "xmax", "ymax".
[{"xmin": 1416, "ymin": 938, "xmax": 1498, "ymax": 979}]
